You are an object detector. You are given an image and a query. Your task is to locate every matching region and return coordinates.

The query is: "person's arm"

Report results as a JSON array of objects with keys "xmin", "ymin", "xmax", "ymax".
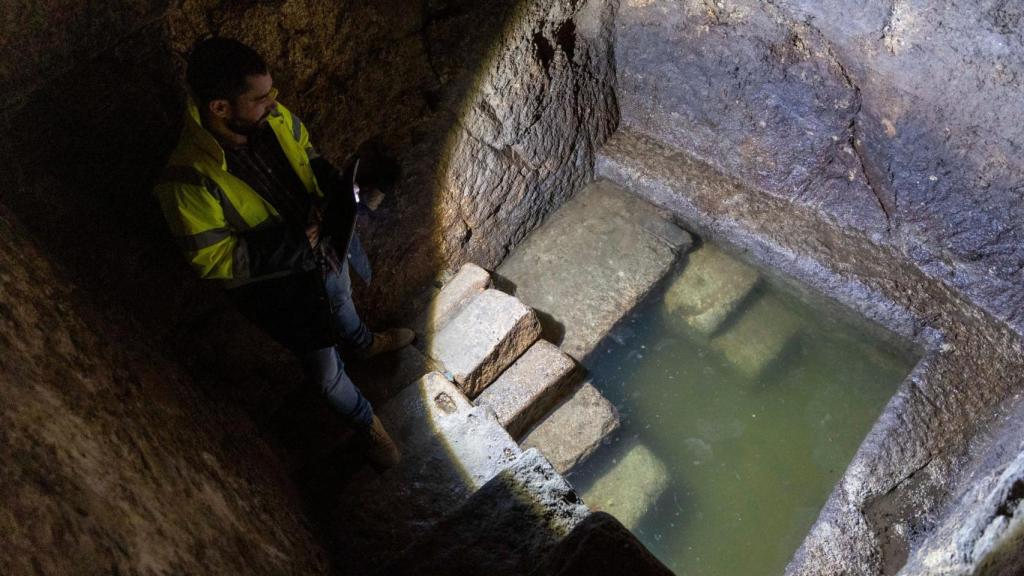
[
  {"xmin": 237, "ymin": 224, "xmax": 315, "ymax": 278},
  {"xmin": 155, "ymin": 169, "xmax": 314, "ymax": 281}
]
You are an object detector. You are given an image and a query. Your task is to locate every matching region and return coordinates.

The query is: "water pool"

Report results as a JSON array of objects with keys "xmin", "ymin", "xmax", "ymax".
[{"xmin": 567, "ymin": 243, "xmax": 917, "ymax": 575}]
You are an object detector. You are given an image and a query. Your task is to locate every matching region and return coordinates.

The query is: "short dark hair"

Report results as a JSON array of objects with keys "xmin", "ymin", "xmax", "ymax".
[{"xmin": 186, "ymin": 37, "xmax": 268, "ymax": 104}]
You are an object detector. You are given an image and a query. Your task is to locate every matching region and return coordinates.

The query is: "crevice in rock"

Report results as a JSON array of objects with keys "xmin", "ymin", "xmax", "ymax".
[
  {"xmin": 881, "ymin": 0, "xmax": 910, "ymax": 55},
  {"xmin": 995, "ymin": 478, "xmax": 1024, "ymax": 518},
  {"xmin": 555, "ymin": 20, "xmax": 577, "ymax": 62},
  {"xmin": 863, "ymin": 456, "xmax": 938, "ymax": 576},
  {"xmin": 785, "ymin": 10, "xmax": 897, "ymax": 235},
  {"xmin": 533, "ymin": 31, "xmax": 556, "ymax": 75}
]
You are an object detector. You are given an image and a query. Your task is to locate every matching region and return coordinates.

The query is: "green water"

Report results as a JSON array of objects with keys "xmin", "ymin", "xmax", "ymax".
[{"xmin": 568, "ymin": 258, "xmax": 917, "ymax": 576}]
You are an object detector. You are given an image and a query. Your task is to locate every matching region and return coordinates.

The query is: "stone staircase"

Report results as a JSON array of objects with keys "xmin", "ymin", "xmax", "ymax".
[
  {"xmin": 332, "ymin": 171, "xmax": 807, "ymax": 572},
  {"xmin": 327, "ymin": 254, "xmax": 671, "ymax": 574}
]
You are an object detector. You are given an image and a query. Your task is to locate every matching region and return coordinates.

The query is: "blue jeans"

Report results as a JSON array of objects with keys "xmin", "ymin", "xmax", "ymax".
[
  {"xmin": 324, "ymin": 258, "xmax": 373, "ymax": 353},
  {"xmin": 298, "ymin": 260, "xmax": 374, "ymax": 429}
]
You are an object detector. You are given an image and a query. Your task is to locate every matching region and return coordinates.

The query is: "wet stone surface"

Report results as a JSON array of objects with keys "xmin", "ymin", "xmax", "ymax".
[
  {"xmin": 497, "ymin": 179, "xmax": 693, "ymax": 361},
  {"xmin": 521, "ymin": 381, "xmax": 621, "ymax": 475},
  {"xmin": 663, "ymin": 242, "xmax": 761, "ymax": 336},
  {"xmin": 579, "ymin": 439, "xmax": 670, "ymax": 530}
]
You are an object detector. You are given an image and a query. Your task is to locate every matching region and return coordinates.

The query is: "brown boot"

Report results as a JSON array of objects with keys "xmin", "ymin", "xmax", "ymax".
[
  {"xmin": 360, "ymin": 414, "xmax": 402, "ymax": 472},
  {"xmin": 360, "ymin": 327, "xmax": 415, "ymax": 359}
]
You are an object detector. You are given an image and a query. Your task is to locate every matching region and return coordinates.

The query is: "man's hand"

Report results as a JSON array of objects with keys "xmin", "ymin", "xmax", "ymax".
[
  {"xmin": 306, "ymin": 205, "xmax": 323, "ymax": 248},
  {"xmin": 363, "ymin": 188, "xmax": 386, "ymax": 211}
]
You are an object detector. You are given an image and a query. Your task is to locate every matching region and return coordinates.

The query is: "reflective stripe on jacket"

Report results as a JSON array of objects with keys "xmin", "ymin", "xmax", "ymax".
[{"xmin": 154, "ymin": 99, "xmax": 322, "ymax": 284}]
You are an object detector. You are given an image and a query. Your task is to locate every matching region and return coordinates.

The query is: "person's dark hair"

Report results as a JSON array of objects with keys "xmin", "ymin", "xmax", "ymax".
[{"xmin": 186, "ymin": 37, "xmax": 268, "ymax": 105}]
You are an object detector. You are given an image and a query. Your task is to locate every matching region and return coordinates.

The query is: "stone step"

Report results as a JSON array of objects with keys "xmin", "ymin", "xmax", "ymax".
[
  {"xmin": 347, "ymin": 343, "xmax": 440, "ymax": 406},
  {"xmin": 710, "ymin": 292, "xmax": 803, "ymax": 380},
  {"xmin": 579, "ymin": 439, "xmax": 670, "ymax": 531},
  {"xmin": 412, "ymin": 262, "xmax": 492, "ymax": 341},
  {"xmin": 496, "ymin": 179, "xmax": 692, "ymax": 362},
  {"xmin": 380, "ymin": 448, "xmax": 590, "ymax": 576},
  {"xmin": 329, "ymin": 372, "xmax": 525, "ymax": 574},
  {"xmin": 662, "ymin": 242, "xmax": 761, "ymax": 336},
  {"xmin": 521, "ymin": 380, "xmax": 621, "ymax": 474},
  {"xmin": 474, "ymin": 340, "xmax": 578, "ymax": 440},
  {"xmin": 426, "ymin": 288, "xmax": 542, "ymax": 398}
]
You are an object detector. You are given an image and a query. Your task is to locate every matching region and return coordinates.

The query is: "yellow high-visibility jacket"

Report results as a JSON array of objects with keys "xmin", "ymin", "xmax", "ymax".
[{"xmin": 154, "ymin": 99, "xmax": 323, "ymax": 286}]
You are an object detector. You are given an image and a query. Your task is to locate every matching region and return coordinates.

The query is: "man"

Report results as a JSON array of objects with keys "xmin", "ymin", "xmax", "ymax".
[{"xmin": 155, "ymin": 37, "xmax": 411, "ymax": 470}]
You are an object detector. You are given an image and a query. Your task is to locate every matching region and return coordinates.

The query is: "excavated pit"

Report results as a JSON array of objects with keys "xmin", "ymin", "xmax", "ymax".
[{"xmin": 4, "ymin": 0, "xmax": 1024, "ymax": 574}]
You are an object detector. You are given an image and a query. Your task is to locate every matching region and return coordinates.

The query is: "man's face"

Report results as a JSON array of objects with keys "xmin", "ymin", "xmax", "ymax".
[{"xmin": 217, "ymin": 73, "xmax": 278, "ymax": 136}]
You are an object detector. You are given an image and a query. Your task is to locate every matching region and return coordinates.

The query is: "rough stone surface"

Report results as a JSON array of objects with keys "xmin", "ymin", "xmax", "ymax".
[
  {"xmin": 529, "ymin": 511, "xmax": 676, "ymax": 576},
  {"xmin": 597, "ymin": 125, "xmax": 1024, "ymax": 575},
  {"xmin": 381, "ymin": 448, "xmax": 590, "ymax": 576},
  {"xmin": 610, "ymin": 10, "xmax": 1024, "ymax": 572},
  {"xmin": 427, "ymin": 289, "xmax": 542, "ymax": 398},
  {"xmin": 0, "ymin": 207, "xmax": 325, "ymax": 574},
  {"xmin": 616, "ymin": 0, "xmax": 1024, "ymax": 332},
  {"xmin": 580, "ymin": 440, "xmax": 670, "ymax": 530},
  {"xmin": 522, "ymin": 381, "xmax": 621, "ymax": 474},
  {"xmin": 663, "ymin": 242, "xmax": 761, "ymax": 335},
  {"xmin": 0, "ymin": 0, "xmax": 618, "ymax": 425},
  {"xmin": 711, "ymin": 292, "xmax": 804, "ymax": 379},
  {"xmin": 328, "ymin": 372, "xmax": 524, "ymax": 574},
  {"xmin": 497, "ymin": 179, "xmax": 693, "ymax": 361},
  {"xmin": 474, "ymin": 339, "xmax": 578, "ymax": 440},
  {"xmin": 899, "ymin": 412, "xmax": 1024, "ymax": 576},
  {"xmin": 413, "ymin": 262, "xmax": 492, "ymax": 341}
]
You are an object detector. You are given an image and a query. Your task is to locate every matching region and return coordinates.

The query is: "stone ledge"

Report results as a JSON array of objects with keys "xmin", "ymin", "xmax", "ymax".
[
  {"xmin": 426, "ymin": 289, "xmax": 542, "ymax": 398},
  {"xmin": 474, "ymin": 340, "xmax": 578, "ymax": 440},
  {"xmin": 521, "ymin": 381, "xmax": 620, "ymax": 474},
  {"xmin": 331, "ymin": 372, "xmax": 526, "ymax": 573},
  {"xmin": 381, "ymin": 448, "xmax": 590, "ymax": 576},
  {"xmin": 529, "ymin": 511, "xmax": 675, "ymax": 576},
  {"xmin": 413, "ymin": 262, "xmax": 493, "ymax": 340}
]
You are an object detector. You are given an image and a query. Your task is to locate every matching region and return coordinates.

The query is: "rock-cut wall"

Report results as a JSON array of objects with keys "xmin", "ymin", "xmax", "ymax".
[
  {"xmin": 611, "ymin": 0, "xmax": 1024, "ymax": 575},
  {"xmin": 0, "ymin": 0, "xmax": 618, "ymax": 571},
  {"xmin": 0, "ymin": 205, "xmax": 326, "ymax": 573}
]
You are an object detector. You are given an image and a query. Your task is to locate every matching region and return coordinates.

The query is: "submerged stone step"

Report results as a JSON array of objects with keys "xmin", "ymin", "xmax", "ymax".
[
  {"xmin": 474, "ymin": 340, "xmax": 577, "ymax": 440},
  {"xmin": 521, "ymin": 380, "xmax": 620, "ymax": 474},
  {"xmin": 496, "ymin": 179, "xmax": 692, "ymax": 361},
  {"xmin": 413, "ymin": 262, "xmax": 493, "ymax": 340},
  {"xmin": 380, "ymin": 448, "xmax": 590, "ymax": 576},
  {"xmin": 663, "ymin": 242, "xmax": 760, "ymax": 336},
  {"xmin": 710, "ymin": 292, "xmax": 803, "ymax": 380},
  {"xmin": 580, "ymin": 440, "xmax": 670, "ymax": 531},
  {"xmin": 426, "ymin": 289, "xmax": 542, "ymax": 398},
  {"xmin": 330, "ymin": 372, "xmax": 524, "ymax": 573}
]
